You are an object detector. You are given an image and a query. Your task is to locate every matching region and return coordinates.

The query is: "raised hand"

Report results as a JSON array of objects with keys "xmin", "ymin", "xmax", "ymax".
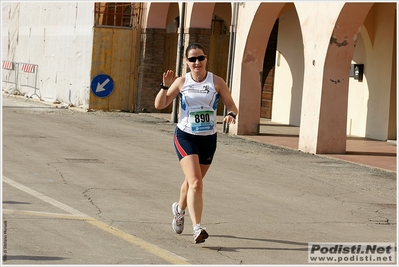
[{"xmin": 163, "ymin": 70, "xmax": 178, "ymax": 87}]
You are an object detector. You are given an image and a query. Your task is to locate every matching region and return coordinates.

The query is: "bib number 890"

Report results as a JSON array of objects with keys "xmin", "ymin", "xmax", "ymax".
[{"xmin": 195, "ymin": 113, "xmax": 210, "ymax": 123}]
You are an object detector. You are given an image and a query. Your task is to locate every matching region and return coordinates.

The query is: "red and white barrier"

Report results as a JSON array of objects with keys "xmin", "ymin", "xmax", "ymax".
[
  {"xmin": 20, "ymin": 63, "xmax": 35, "ymax": 73},
  {"xmin": 2, "ymin": 61, "xmax": 13, "ymax": 70},
  {"xmin": 2, "ymin": 61, "xmax": 20, "ymax": 96},
  {"xmin": 3, "ymin": 61, "xmax": 40, "ymax": 99}
]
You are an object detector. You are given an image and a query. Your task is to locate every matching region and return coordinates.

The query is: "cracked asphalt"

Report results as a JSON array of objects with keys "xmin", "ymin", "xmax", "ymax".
[{"xmin": 2, "ymin": 94, "xmax": 397, "ymax": 265}]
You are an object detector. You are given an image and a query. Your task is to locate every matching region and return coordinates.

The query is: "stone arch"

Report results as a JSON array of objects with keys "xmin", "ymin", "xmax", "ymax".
[
  {"xmin": 187, "ymin": 3, "xmax": 215, "ymax": 29},
  {"xmin": 270, "ymin": 4, "xmax": 304, "ymax": 126},
  {"xmin": 184, "ymin": 3, "xmax": 232, "ymax": 115},
  {"xmin": 316, "ymin": 3, "xmax": 373, "ymax": 153},
  {"xmin": 183, "ymin": 3, "xmax": 216, "ymax": 58},
  {"xmin": 138, "ymin": 2, "xmax": 179, "ymax": 112},
  {"xmin": 231, "ymin": 3, "xmax": 286, "ymax": 135},
  {"xmin": 145, "ymin": 2, "xmax": 172, "ymax": 28}
]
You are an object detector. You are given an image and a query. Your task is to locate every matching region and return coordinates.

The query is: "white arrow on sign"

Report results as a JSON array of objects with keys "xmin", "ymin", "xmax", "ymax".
[{"xmin": 96, "ymin": 78, "xmax": 110, "ymax": 93}]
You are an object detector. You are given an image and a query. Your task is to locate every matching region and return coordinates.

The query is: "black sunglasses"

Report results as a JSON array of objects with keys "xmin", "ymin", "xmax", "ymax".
[{"xmin": 187, "ymin": 55, "xmax": 206, "ymax": 62}]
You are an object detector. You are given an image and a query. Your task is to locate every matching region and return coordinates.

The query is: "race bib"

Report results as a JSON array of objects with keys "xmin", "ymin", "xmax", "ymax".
[{"xmin": 189, "ymin": 106, "xmax": 215, "ymax": 133}]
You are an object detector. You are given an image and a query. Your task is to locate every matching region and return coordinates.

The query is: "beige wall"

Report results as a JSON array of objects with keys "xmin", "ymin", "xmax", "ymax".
[
  {"xmin": 363, "ymin": 4, "xmax": 396, "ymax": 140},
  {"xmin": 296, "ymin": 2, "xmax": 346, "ymax": 153},
  {"xmin": 348, "ymin": 4, "xmax": 396, "ymax": 140}
]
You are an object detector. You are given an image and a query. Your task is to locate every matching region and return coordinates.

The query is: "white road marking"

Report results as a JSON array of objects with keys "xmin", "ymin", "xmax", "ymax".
[{"xmin": 2, "ymin": 175, "xmax": 190, "ymax": 265}]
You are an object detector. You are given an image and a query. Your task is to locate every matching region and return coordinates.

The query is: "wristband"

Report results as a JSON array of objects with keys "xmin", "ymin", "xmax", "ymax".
[
  {"xmin": 227, "ymin": 112, "xmax": 236, "ymax": 119},
  {"xmin": 160, "ymin": 83, "xmax": 169, "ymax": 90}
]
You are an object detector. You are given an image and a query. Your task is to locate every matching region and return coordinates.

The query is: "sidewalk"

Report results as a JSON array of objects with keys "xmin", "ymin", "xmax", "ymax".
[{"xmin": 150, "ymin": 112, "xmax": 397, "ymax": 173}]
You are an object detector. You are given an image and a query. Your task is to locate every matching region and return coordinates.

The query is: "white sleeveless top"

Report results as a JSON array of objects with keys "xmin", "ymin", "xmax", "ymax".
[{"xmin": 177, "ymin": 72, "xmax": 220, "ymax": 135}]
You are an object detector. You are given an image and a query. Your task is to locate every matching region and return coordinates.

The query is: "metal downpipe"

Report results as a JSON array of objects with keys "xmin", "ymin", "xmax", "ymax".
[
  {"xmin": 171, "ymin": 2, "xmax": 186, "ymax": 123},
  {"xmin": 223, "ymin": 2, "xmax": 239, "ymax": 133}
]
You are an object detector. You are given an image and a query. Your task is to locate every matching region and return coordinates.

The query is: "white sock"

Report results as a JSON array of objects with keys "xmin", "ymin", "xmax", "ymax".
[
  {"xmin": 193, "ymin": 223, "xmax": 201, "ymax": 230},
  {"xmin": 178, "ymin": 205, "xmax": 185, "ymax": 214}
]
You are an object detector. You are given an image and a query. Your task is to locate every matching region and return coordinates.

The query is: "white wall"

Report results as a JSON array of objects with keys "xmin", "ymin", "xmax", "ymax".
[
  {"xmin": 347, "ymin": 32, "xmax": 368, "ymax": 137},
  {"xmin": 272, "ymin": 8, "xmax": 304, "ymax": 126},
  {"xmin": 2, "ymin": 2, "xmax": 94, "ymax": 109}
]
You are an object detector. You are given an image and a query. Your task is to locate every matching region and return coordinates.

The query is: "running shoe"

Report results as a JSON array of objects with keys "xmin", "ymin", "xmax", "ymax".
[
  {"xmin": 193, "ymin": 224, "xmax": 209, "ymax": 244},
  {"xmin": 172, "ymin": 202, "xmax": 185, "ymax": 234}
]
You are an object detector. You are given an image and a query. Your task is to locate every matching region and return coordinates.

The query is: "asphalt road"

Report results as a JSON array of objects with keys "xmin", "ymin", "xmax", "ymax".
[{"xmin": 2, "ymin": 95, "xmax": 396, "ymax": 265}]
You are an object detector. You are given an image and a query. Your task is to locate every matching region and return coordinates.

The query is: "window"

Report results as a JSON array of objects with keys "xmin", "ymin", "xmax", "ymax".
[{"xmin": 94, "ymin": 3, "xmax": 141, "ymax": 28}]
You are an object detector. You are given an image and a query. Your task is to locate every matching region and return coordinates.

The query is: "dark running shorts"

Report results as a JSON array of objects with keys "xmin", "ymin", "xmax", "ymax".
[{"xmin": 173, "ymin": 127, "xmax": 217, "ymax": 165}]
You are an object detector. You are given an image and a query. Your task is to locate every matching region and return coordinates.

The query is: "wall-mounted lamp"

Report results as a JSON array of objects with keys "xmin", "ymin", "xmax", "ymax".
[{"xmin": 350, "ymin": 64, "xmax": 364, "ymax": 82}]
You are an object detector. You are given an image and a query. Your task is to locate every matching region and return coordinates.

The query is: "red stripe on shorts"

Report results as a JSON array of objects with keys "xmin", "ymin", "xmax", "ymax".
[{"xmin": 174, "ymin": 133, "xmax": 187, "ymax": 158}]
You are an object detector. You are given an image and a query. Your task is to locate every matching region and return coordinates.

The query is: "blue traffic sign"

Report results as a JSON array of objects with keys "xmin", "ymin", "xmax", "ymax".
[{"xmin": 91, "ymin": 74, "xmax": 114, "ymax": 98}]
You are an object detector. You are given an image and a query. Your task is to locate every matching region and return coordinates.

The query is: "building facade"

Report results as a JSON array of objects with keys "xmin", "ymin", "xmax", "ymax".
[{"xmin": 2, "ymin": 2, "xmax": 397, "ymax": 154}]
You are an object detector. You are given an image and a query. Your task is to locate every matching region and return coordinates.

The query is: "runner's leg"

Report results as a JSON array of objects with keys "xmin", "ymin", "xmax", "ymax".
[
  {"xmin": 179, "ymin": 155, "xmax": 210, "ymax": 225},
  {"xmin": 179, "ymin": 164, "xmax": 210, "ymax": 211}
]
